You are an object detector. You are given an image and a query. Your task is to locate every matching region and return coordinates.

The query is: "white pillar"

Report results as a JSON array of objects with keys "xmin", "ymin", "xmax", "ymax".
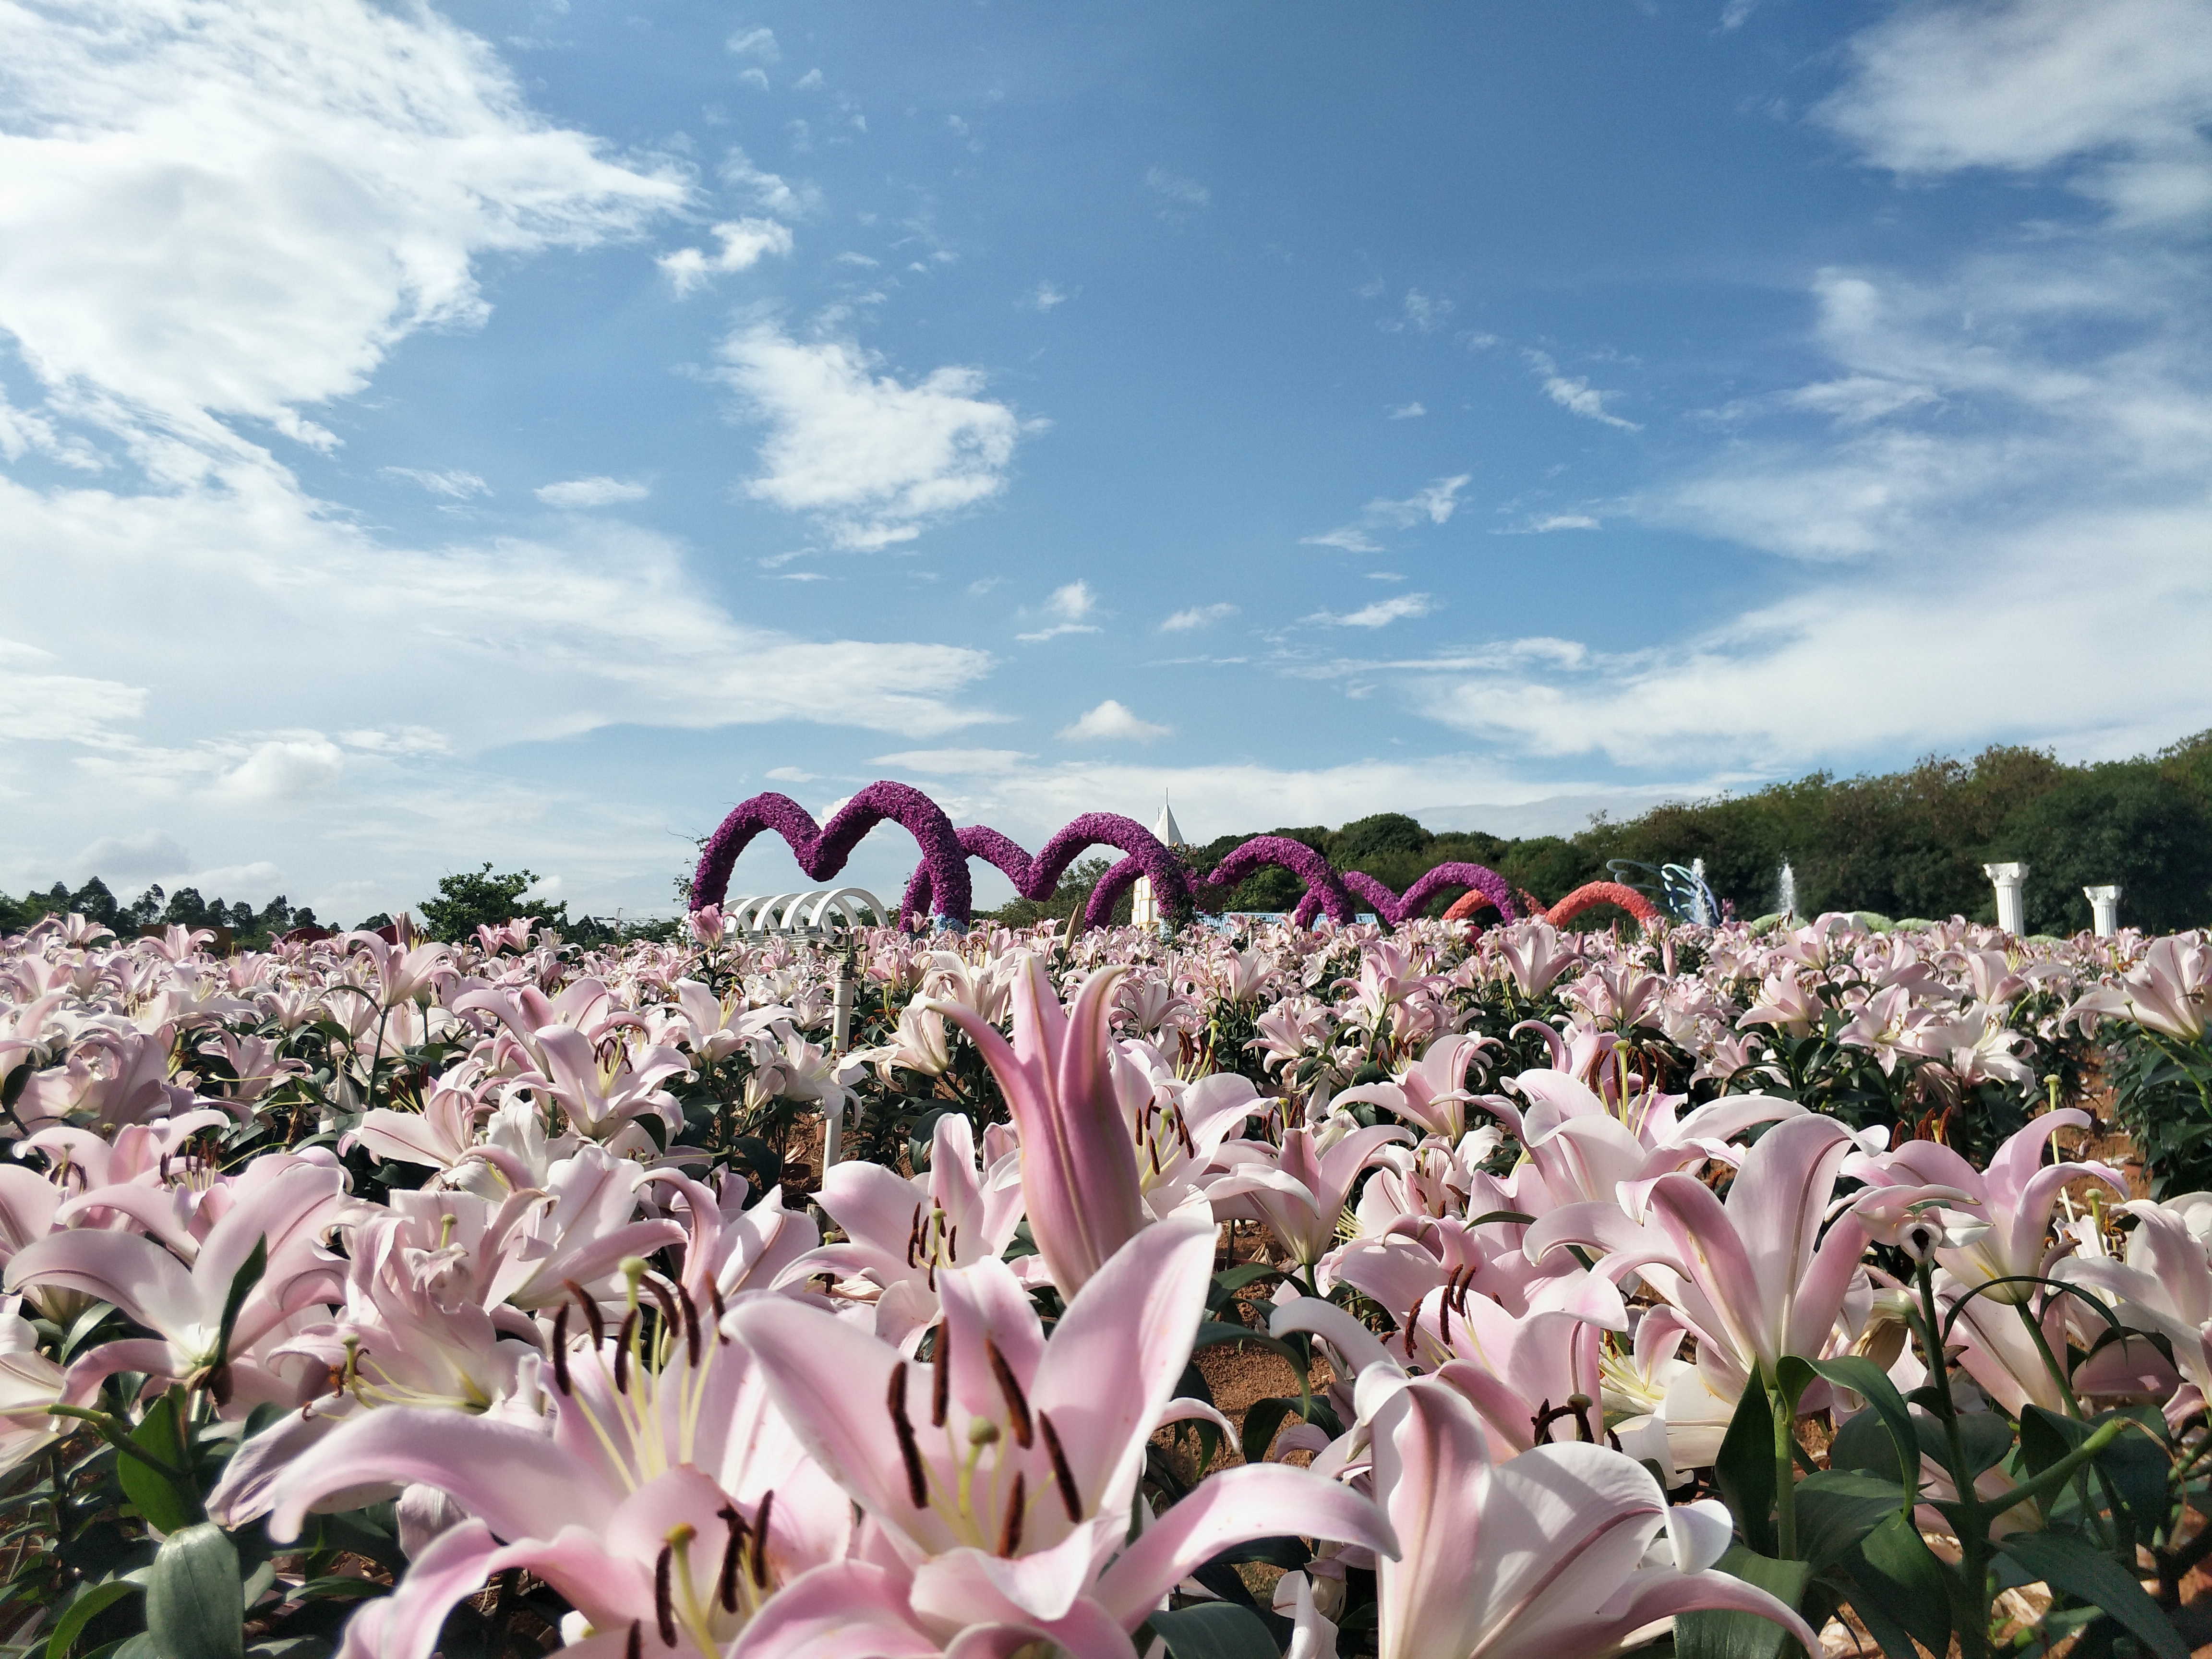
[
  {"xmin": 1130, "ymin": 874, "xmax": 1158, "ymax": 930},
  {"xmin": 2084, "ymin": 884, "xmax": 2122, "ymax": 938},
  {"xmin": 1983, "ymin": 862, "xmax": 2029, "ymax": 935}
]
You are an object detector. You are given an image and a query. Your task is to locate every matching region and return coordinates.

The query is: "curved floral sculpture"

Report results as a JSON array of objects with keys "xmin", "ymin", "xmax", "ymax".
[
  {"xmin": 899, "ymin": 814, "xmax": 1193, "ymax": 929},
  {"xmin": 692, "ymin": 781, "xmax": 972, "ymax": 924},
  {"xmin": 1202, "ymin": 836, "xmax": 1356, "ymax": 926},
  {"xmin": 1542, "ymin": 879, "xmax": 1663, "ymax": 929},
  {"xmin": 1293, "ymin": 862, "xmax": 1522, "ymax": 928}
]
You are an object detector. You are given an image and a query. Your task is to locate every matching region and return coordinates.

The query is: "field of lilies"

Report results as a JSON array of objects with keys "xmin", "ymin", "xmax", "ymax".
[{"xmin": 4, "ymin": 903, "xmax": 2212, "ymax": 1659}]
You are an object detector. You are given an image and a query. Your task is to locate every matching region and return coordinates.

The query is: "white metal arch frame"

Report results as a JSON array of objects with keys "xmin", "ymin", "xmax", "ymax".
[{"xmin": 724, "ymin": 887, "xmax": 890, "ymax": 934}]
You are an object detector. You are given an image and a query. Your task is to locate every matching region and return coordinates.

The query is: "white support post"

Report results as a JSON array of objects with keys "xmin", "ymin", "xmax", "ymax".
[
  {"xmin": 1983, "ymin": 862, "xmax": 2029, "ymax": 935},
  {"xmin": 825, "ymin": 944, "xmax": 855, "ymax": 1169},
  {"xmin": 2084, "ymin": 884, "xmax": 2122, "ymax": 938}
]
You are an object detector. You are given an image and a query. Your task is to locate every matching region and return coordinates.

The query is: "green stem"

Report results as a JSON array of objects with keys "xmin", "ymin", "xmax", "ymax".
[
  {"xmin": 1772, "ymin": 1381, "xmax": 1799, "ymax": 1560},
  {"xmin": 1916, "ymin": 1259, "xmax": 1990, "ymax": 1659},
  {"xmin": 2017, "ymin": 1299, "xmax": 2083, "ymax": 1420},
  {"xmin": 44, "ymin": 1405, "xmax": 192, "ymax": 1482}
]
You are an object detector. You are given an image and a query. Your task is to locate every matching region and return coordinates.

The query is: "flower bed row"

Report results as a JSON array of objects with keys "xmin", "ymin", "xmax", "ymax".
[{"xmin": 1, "ymin": 906, "xmax": 2209, "ymax": 1659}]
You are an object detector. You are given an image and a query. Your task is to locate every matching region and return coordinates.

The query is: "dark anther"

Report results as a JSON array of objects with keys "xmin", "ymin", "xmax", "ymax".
[
  {"xmin": 930, "ymin": 1322, "xmax": 950, "ymax": 1428},
  {"xmin": 716, "ymin": 1506, "xmax": 746, "ymax": 1612},
  {"xmin": 565, "ymin": 1279, "xmax": 606, "ymax": 1347},
  {"xmin": 675, "ymin": 1283, "xmax": 702, "ymax": 1370},
  {"xmin": 906, "ymin": 1201, "xmax": 924, "ymax": 1269},
  {"xmin": 552, "ymin": 1303, "xmax": 573, "ymax": 1395},
  {"xmin": 749, "ymin": 1491, "xmax": 773, "ymax": 1588},
  {"xmin": 653, "ymin": 1544, "xmax": 677, "ymax": 1646},
  {"xmin": 709, "ymin": 1280, "xmax": 731, "ymax": 1344},
  {"xmin": 986, "ymin": 1337, "xmax": 1034, "ymax": 1448},
  {"xmin": 996, "ymin": 1470, "xmax": 1026, "ymax": 1557},
  {"xmin": 645, "ymin": 1275, "xmax": 681, "ymax": 1341},
  {"xmin": 625, "ymin": 1621, "xmax": 642, "ymax": 1659},
  {"xmin": 1402, "ymin": 1296, "xmax": 1423, "ymax": 1358},
  {"xmin": 1567, "ymin": 1393, "xmax": 1597, "ymax": 1443},
  {"xmin": 614, "ymin": 1308, "xmax": 640, "ymax": 1394},
  {"xmin": 1038, "ymin": 1410, "xmax": 1082, "ymax": 1522},
  {"xmin": 887, "ymin": 1363, "xmax": 930, "ymax": 1508}
]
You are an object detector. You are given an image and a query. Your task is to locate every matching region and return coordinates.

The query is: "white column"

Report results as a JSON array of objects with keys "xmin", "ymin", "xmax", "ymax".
[
  {"xmin": 1130, "ymin": 873, "xmax": 1157, "ymax": 930},
  {"xmin": 825, "ymin": 949, "xmax": 854, "ymax": 1168},
  {"xmin": 1983, "ymin": 862, "xmax": 2029, "ymax": 935},
  {"xmin": 2084, "ymin": 884, "xmax": 2122, "ymax": 938}
]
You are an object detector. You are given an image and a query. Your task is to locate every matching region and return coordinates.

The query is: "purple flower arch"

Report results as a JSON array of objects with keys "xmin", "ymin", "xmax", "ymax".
[
  {"xmin": 1200, "ymin": 836, "xmax": 1357, "ymax": 926},
  {"xmin": 1290, "ymin": 862, "xmax": 1522, "ymax": 928},
  {"xmin": 899, "ymin": 814, "xmax": 1193, "ymax": 930},
  {"xmin": 691, "ymin": 781, "xmax": 973, "ymax": 924}
]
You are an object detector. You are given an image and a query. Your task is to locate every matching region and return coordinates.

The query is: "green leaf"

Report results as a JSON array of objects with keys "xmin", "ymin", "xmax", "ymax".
[
  {"xmin": 1147, "ymin": 1603, "xmax": 1281, "ymax": 1659},
  {"xmin": 1194, "ymin": 1320, "xmax": 1310, "ymax": 1373},
  {"xmin": 1841, "ymin": 1513, "xmax": 1952, "ymax": 1659},
  {"xmin": 1676, "ymin": 1545, "xmax": 1812, "ymax": 1659},
  {"xmin": 212, "ymin": 1238, "xmax": 267, "ymax": 1374},
  {"xmin": 1781, "ymin": 1354, "xmax": 1919, "ymax": 1509},
  {"xmin": 1791, "ymin": 1471, "xmax": 1908, "ymax": 1575},
  {"xmin": 145, "ymin": 1525, "xmax": 244, "ymax": 1659},
  {"xmin": 47, "ymin": 1581, "xmax": 141, "ymax": 1659},
  {"xmin": 1714, "ymin": 1369, "xmax": 1778, "ymax": 1558},
  {"xmin": 1239, "ymin": 1397, "xmax": 1301, "ymax": 1469},
  {"xmin": 1212, "ymin": 1264, "xmax": 1284, "ymax": 1294},
  {"xmin": 120, "ymin": 1395, "xmax": 197, "ymax": 1535},
  {"xmin": 2000, "ymin": 1531, "xmax": 2186, "ymax": 1659},
  {"xmin": 1827, "ymin": 1408, "xmax": 1904, "ymax": 1482}
]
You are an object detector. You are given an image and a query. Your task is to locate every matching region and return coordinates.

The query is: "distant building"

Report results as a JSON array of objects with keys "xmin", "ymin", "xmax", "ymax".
[{"xmin": 1131, "ymin": 795, "xmax": 1185, "ymax": 928}]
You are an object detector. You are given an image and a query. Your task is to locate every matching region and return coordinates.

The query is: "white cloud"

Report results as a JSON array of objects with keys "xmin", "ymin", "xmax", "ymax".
[
  {"xmin": 1527, "ymin": 352, "xmax": 1640, "ymax": 430},
  {"xmin": 716, "ymin": 323, "xmax": 1039, "ymax": 550},
  {"xmin": 382, "ymin": 467, "xmax": 489, "ymax": 499},
  {"xmin": 1307, "ymin": 593, "xmax": 1437, "ymax": 628},
  {"xmin": 0, "ymin": 0, "xmax": 684, "ymax": 457},
  {"xmin": 1144, "ymin": 167, "xmax": 1211, "ymax": 208},
  {"xmin": 214, "ymin": 736, "xmax": 347, "ymax": 804},
  {"xmin": 659, "ymin": 218, "xmax": 794, "ymax": 294},
  {"xmin": 1161, "ymin": 602, "xmax": 1238, "ymax": 632},
  {"xmin": 536, "ymin": 476, "xmax": 650, "ymax": 508},
  {"xmin": 1382, "ymin": 290, "xmax": 1454, "ymax": 334},
  {"xmin": 1299, "ymin": 527, "xmax": 1383, "ymax": 553},
  {"xmin": 1527, "ymin": 514, "xmax": 1599, "ymax": 532},
  {"xmin": 1302, "ymin": 473, "xmax": 1470, "ymax": 552},
  {"xmin": 1817, "ymin": 0, "xmax": 2212, "ymax": 226},
  {"xmin": 868, "ymin": 748, "xmax": 1033, "ymax": 775},
  {"xmin": 764, "ymin": 766, "xmax": 820, "ymax": 782},
  {"xmin": 1022, "ymin": 280, "xmax": 1070, "ymax": 312},
  {"xmin": 725, "ymin": 27, "xmax": 780, "ymax": 60},
  {"xmin": 793, "ymin": 69, "xmax": 824, "ymax": 92},
  {"xmin": 1017, "ymin": 580, "xmax": 1103, "ymax": 642},
  {"xmin": 1386, "ymin": 401, "xmax": 1426, "ymax": 420},
  {"xmin": 1058, "ymin": 700, "xmax": 1171, "ymax": 745},
  {"xmin": 719, "ymin": 149, "xmax": 812, "ymax": 218},
  {"xmin": 70, "ymin": 830, "xmax": 190, "ymax": 882}
]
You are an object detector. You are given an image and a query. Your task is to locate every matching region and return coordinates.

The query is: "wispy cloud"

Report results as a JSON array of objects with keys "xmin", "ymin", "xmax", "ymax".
[
  {"xmin": 870, "ymin": 747, "xmax": 1034, "ymax": 775},
  {"xmin": 1306, "ymin": 592, "xmax": 1436, "ymax": 628},
  {"xmin": 1381, "ymin": 289, "xmax": 1454, "ymax": 333},
  {"xmin": 1021, "ymin": 279, "xmax": 1071, "ymax": 311},
  {"xmin": 1018, "ymin": 580, "xmax": 1103, "ymax": 642},
  {"xmin": 382, "ymin": 467, "xmax": 488, "ymax": 499},
  {"xmin": 1527, "ymin": 351, "xmax": 1640, "ymax": 430},
  {"xmin": 1527, "ymin": 513, "xmax": 1599, "ymax": 532},
  {"xmin": 1160, "ymin": 602, "xmax": 1238, "ymax": 632},
  {"xmin": 725, "ymin": 27, "xmax": 779, "ymax": 60},
  {"xmin": 1144, "ymin": 166, "xmax": 1211, "ymax": 209},
  {"xmin": 1058, "ymin": 699, "xmax": 1171, "ymax": 743},
  {"xmin": 1302, "ymin": 473, "xmax": 1470, "ymax": 553},
  {"xmin": 659, "ymin": 219, "xmax": 794, "ymax": 295},
  {"xmin": 1386, "ymin": 401, "xmax": 1426, "ymax": 420},
  {"xmin": 535, "ymin": 476, "xmax": 649, "ymax": 508}
]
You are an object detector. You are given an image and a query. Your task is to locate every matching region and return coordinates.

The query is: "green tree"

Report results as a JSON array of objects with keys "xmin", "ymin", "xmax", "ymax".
[{"xmin": 416, "ymin": 864, "xmax": 571, "ymax": 944}]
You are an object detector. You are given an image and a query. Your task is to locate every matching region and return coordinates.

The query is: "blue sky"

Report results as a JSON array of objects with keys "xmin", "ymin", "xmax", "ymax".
[{"xmin": 3, "ymin": 0, "xmax": 2209, "ymax": 920}]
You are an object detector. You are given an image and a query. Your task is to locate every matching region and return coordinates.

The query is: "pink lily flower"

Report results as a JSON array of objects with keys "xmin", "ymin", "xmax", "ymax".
[
  {"xmin": 728, "ymin": 1214, "xmax": 1394, "ymax": 1653},
  {"xmin": 1369, "ymin": 1375, "xmax": 1817, "ymax": 1659},
  {"xmin": 1334, "ymin": 1032, "xmax": 1496, "ymax": 1142},
  {"xmin": 1527, "ymin": 1112, "xmax": 1871, "ymax": 1385},
  {"xmin": 920, "ymin": 954, "xmax": 1148, "ymax": 1294},
  {"xmin": 259, "ymin": 1287, "xmax": 850, "ymax": 1659},
  {"xmin": 1209, "ymin": 1121, "xmax": 1413, "ymax": 1267},
  {"xmin": 1875, "ymin": 1108, "xmax": 2126, "ymax": 1301},
  {"xmin": 5, "ymin": 1159, "xmax": 345, "ymax": 1410},
  {"xmin": 777, "ymin": 1110, "xmax": 1025, "ymax": 1348}
]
